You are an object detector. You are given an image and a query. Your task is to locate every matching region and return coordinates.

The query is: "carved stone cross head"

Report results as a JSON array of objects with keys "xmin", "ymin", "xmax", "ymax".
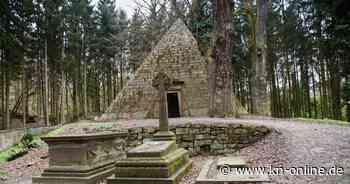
[{"xmin": 152, "ymin": 72, "xmax": 172, "ymax": 91}]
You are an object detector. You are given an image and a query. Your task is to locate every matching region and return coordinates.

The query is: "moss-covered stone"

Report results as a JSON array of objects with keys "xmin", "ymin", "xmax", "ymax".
[{"xmin": 109, "ymin": 138, "xmax": 192, "ymax": 184}]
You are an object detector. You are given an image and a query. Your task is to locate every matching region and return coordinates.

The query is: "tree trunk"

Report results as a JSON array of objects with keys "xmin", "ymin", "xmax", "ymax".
[
  {"xmin": 83, "ymin": 59, "xmax": 88, "ymax": 118},
  {"xmin": 44, "ymin": 40, "xmax": 50, "ymax": 126},
  {"xmin": 244, "ymin": 0, "xmax": 256, "ymax": 114},
  {"xmin": 5, "ymin": 68, "xmax": 10, "ymax": 129},
  {"xmin": 65, "ymin": 72, "xmax": 69, "ymax": 121},
  {"xmin": 72, "ymin": 73, "xmax": 78, "ymax": 120},
  {"xmin": 311, "ymin": 66, "xmax": 318, "ymax": 118},
  {"xmin": 120, "ymin": 57, "xmax": 124, "ymax": 90},
  {"xmin": 107, "ymin": 63, "xmax": 112, "ymax": 107},
  {"xmin": 328, "ymin": 58, "xmax": 341, "ymax": 120},
  {"xmin": 96, "ymin": 73, "xmax": 100, "ymax": 113},
  {"xmin": 82, "ymin": 34, "xmax": 88, "ymax": 119},
  {"xmin": 346, "ymin": 76, "xmax": 350, "ymax": 122},
  {"xmin": 60, "ymin": 70, "xmax": 65, "ymax": 124},
  {"xmin": 208, "ymin": 0, "xmax": 235, "ymax": 117},
  {"xmin": 22, "ymin": 66, "xmax": 27, "ymax": 129},
  {"xmin": 347, "ymin": 101, "xmax": 350, "ymax": 122},
  {"xmin": 0, "ymin": 49, "xmax": 4, "ymax": 129},
  {"xmin": 251, "ymin": 0, "xmax": 269, "ymax": 115}
]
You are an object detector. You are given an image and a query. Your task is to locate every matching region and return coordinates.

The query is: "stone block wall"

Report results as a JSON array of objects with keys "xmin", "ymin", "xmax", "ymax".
[
  {"xmin": 0, "ymin": 126, "xmax": 57, "ymax": 151},
  {"xmin": 122, "ymin": 123, "xmax": 271, "ymax": 155}
]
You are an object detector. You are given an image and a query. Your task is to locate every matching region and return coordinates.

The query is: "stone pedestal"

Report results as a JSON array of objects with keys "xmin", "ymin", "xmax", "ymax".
[
  {"xmin": 196, "ymin": 157, "xmax": 270, "ymax": 184},
  {"xmin": 32, "ymin": 132, "xmax": 127, "ymax": 184},
  {"xmin": 107, "ymin": 140, "xmax": 192, "ymax": 184},
  {"xmin": 153, "ymin": 131, "xmax": 176, "ymax": 141}
]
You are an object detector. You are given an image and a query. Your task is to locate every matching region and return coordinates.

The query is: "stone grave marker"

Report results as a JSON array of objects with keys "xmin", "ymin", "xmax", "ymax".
[
  {"xmin": 152, "ymin": 71, "xmax": 176, "ymax": 141},
  {"xmin": 196, "ymin": 157, "xmax": 270, "ymax": 184},
  {"xmin": 107, "ymin": 72, "xmax": 192, "ymax": 184},
  {"xmin": 32, "ymin": 132, "xmax": 127, "ymax": 184}
]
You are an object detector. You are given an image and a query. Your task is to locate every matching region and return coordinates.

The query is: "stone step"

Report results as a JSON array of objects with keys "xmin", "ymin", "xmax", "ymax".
[
  {"xmin": 116, "ymin": 148, "xmax": 189, "ymax": 178},
  {"xmin": 108, "ymin": 159, "xmax": 193, "ymax": 184},
  {"xmin": 41, "ymin": 163, "xmax": 115, "ymax": 177},
  {"xmin": 33, "ymin": 163, "xmax": 115, "ymax": 184}
]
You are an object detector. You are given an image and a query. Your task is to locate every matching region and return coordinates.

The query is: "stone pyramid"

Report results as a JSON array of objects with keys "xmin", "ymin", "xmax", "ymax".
[{"xmin": 107, "ymin": 19, "xmax": 209, "ymax": 119}]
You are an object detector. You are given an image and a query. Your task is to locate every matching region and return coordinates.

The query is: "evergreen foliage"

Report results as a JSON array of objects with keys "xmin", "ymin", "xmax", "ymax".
[{"xmin": 0, "ymin": 0, "xmax": 349, "ymax": 127}]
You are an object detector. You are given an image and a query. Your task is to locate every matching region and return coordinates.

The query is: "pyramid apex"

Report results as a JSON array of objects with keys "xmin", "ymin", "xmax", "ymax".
[
  {"xmin": 172, "ymin": 18, "xmax": 187, "ymax": 27},
  {"xmin": 165, "ymin": 18, "xmax": 191, "ymax": 36}
]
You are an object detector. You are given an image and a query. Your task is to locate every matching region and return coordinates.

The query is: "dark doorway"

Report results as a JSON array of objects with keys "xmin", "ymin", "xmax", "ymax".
[{"xmin": 167, "ymin": 93, "xmax": 180, "ymax": 118}]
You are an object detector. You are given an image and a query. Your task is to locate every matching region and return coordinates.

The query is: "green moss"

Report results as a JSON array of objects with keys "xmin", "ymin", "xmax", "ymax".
[
  {"xmin": 0, "ymin": 125, "xmax": 70, "ymax": 164},
  {"xmin": 0, "ymin": 143, "xmax": 25, "ymax": 164},
  {"xmin": 0, "ymin": 133, "xmax": 47, "ymax": 164},
  {"xmin": 45, "ymin": 126, "xmax": 66, "ymax": 137},
  {"xmin": 169, "ymin": 156, "xmax": 185, "ymax": 174},
  {"xmin": 31, "ymin": 135, "xmax": 46, "ymax": 147},
  {"xmin": 0, "ymin": 171, "xmax": 8, "ymax": 177}
]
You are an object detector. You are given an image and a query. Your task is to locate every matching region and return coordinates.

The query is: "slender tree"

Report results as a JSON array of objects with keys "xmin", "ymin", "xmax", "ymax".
[
  {"xmin": 251, "ymin": 0, "xmax": 269, "ymax": 115},
  {"xmin": 208, "ymin": 0, "xmax": 235, "ymax": 117}
]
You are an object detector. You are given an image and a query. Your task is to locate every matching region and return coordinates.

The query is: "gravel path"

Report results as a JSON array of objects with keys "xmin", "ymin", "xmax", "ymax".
[
  {"xmin": 237, "ymin": 116, "xmax": 350, "ymax": 184},
  {"xmin": 1, "ymin": 116, "xmax": 350, "ymax": 184},
  {"xmin": 175, "ymin": 116, "xmax": 350, "ymax": 184}
]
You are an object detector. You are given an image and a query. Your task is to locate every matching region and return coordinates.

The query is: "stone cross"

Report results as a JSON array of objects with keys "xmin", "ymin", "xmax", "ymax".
[{"xmin": 152, "ymin": 72, "xmax": 175, "ymax": 140}]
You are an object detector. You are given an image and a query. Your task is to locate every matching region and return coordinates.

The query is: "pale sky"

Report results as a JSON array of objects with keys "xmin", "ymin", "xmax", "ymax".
[{"xmin": 92, "ymin": 0, "xmax": 137, "ymax": 17}]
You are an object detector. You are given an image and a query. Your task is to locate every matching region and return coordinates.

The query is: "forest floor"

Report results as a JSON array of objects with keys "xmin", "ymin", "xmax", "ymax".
[{"xmin": 0, "ymin": 116, "xmax": 350, "ymax": 184}]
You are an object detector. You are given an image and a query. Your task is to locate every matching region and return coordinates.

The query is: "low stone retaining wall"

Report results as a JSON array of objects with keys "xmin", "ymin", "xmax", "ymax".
[
  {"xmin": 0, "ymin": 126, "xmax": 57, "ymax": 151},
  {"xmin": 33, "ymin": 123, "xmax": 271, "ymax": 184},
  {"xmin": 123, "ymin": 123, "xmax": 271, "ymax": 155}
]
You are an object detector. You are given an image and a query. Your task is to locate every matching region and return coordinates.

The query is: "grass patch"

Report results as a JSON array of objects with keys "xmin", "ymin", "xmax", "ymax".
[
  {"xmin": 45, "ymin": 126, "xmax": 65, "ymax": 137},
  {"xmin": 30, "ymin": 135, "xmax": 47, "ymax": 148},
  {"xmin": 0, "ymin": 143, "xmax": 25, "ymax": 164},
  {"xmin": 0, "ymin": 125, "xmax": 68, "ymax": 164},
  {"xmin": 0, "ymin": 171, "xmax": 8, "ymax": 177},
  {"xmin": 295, "ymin": 117, "xmax": 349, "ymax": 126},
  {"xmin": 0, "ymin": 133, "xmax": 42, "ymax": 164},
  {"xmin": 0, "ymin": 122, "xmax": 117, "ymax": 164}
]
